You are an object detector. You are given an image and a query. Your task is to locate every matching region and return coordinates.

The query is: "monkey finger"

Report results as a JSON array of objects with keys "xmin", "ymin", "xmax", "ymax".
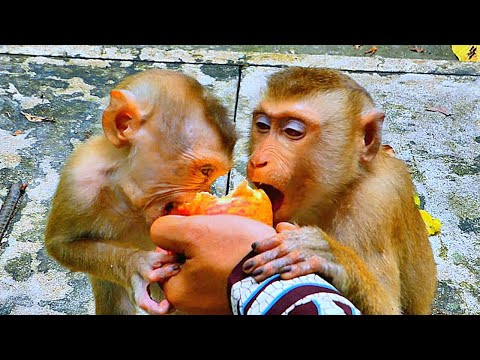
[
  {"xmin": 137, "ymin": 292, "xmax": 171, "ymax": 315},
  {"xmin": 251, "ymin": 235, "xmax": 282, "ymax": 253},
  {"xmin": 158, "ymin": 299, "xmax": 176, "ymax": 314},
  {"xmin": 243, "ymin": 246, "xmax": 282, "ymax": 273},
  {"xmin": 147, "ymin": 264, "xmax": 180, "ymax": 283},
  {"xmin": 150, "ymin": 251, "xmax": 178, "ymax": 267},
  {"xmin": 155, "ymin": 246, "xmax": 167, "ymax": 254},
  {"xmin": 275, "ymin": 222, "xmax": 299, "ymax": 232},
  {"xmin": 251, "ymin": 255, "xmax": 300, "ymax": 282},
  {"xmin": 279, "ymin": 258, "xmax": 326, "ymax": 280},
  {"xmin": 155, "ymin": 247, "xmax": 175, "ymax": 257}
]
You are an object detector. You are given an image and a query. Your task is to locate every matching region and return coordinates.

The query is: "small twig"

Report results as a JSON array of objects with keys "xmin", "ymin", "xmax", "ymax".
[
  {"xmin": 425, "ymin": 107, "xmax": 452, "ymax": 116},
  {"xmin": 0, "ymin": 181, "xmax": 28, "ymax": 241}
]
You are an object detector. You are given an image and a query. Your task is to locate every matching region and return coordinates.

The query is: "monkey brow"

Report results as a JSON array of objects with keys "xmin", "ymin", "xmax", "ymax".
[{"xmin": 253, "ymin": 108, "xmax": 311, "ymax": 123}]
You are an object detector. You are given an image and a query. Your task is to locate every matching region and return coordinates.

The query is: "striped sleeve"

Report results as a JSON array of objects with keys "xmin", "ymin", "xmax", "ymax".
[{"xmin": 227, "ymin": 251, "xmax": 361, "ymax": 315}]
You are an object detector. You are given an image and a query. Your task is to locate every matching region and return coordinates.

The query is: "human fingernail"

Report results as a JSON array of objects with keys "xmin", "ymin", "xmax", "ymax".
[
  {"xmin": 171, "ymin": 264, "xmax": 180, "ymax": 271},
  {"xmin": 280, "ymin": 266, "xmax": 291, "ymax": 273},
  {"xmin": 252, "ymin": 268, "xmax": 263, "ymax": 276},
  {"xmin": 243, "ymin": 261, "xmax": 254, "ymax": 271}
]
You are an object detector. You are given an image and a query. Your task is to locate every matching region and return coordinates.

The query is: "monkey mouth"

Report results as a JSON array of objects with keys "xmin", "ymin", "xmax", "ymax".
[
  {"xmin": 147, "ymin": 202, "xmax": 175, "ymax": 225},
  {"xmin": 254, "ymin": 183, "xmax": 284, "ymax": 213},
  {"xmin": 164, "ymin": 202, "xmax": 175, "ymax": 215}
]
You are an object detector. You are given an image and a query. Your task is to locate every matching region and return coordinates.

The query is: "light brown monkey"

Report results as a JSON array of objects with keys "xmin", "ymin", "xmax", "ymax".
[
  {"xmin": 44, "ymin": 69, "xmax": 237, "ymax": 315},
  {"xmin": 243, "ymin": 67, "xmax": 437, "ymax": 315}
]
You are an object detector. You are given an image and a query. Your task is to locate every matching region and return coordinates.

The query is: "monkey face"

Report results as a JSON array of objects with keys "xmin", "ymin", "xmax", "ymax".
[
  {"xmin": 126, "ymin": 109, "xmax": 233, "ymax": 225},
  {"xmin": 100, "ymin": 70, "xmax": 236, "ymax": 226},
  {"xmin": 248, "ymin": 94, "xmax": 358, "ymax": 224}
]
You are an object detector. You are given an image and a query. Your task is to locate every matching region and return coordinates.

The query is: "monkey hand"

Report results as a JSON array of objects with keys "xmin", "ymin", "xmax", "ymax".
[
  {"xmin": 127, "ymin": 249, "xmax": 180, "ymax": 315},
  {"xmin": 243, "ymin": 224, "xmax": 348, "ymax": 289}
]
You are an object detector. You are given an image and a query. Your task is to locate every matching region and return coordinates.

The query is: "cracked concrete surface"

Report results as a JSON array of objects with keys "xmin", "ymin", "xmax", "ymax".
[{"xmin": 0, "ymin": 46, "xmax": 479, "ymax": 315}]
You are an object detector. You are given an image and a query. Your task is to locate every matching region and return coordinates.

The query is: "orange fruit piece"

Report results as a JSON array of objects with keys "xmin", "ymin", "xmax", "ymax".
[{"xmin": 170, "ymin": 179, "xmax": 273, "ymax": 226}]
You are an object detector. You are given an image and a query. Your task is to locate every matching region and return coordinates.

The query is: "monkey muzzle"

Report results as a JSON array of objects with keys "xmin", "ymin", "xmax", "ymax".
[
  {"xmin": 145, "ymin": 201, "xmax": 176, "ymax": 226},
  {"xmin": 254, "ymin": 183, "xmax": 284, "ymax": 213}
]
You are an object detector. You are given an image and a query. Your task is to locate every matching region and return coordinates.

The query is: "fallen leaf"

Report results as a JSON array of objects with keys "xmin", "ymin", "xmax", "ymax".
[
  {"xmin": 13, "ymin": 130, "xmax": 24, "ymax": 136},
  {"xmin": 364, "ymin": 46, "xmax": 378, "ymax": 55},
  {"xmin": 413, "ymin": 194, "xmax": 421, "ymax": 208},
  {"xmin": 412, "ymin": 191, "xmax": 440, "ymax": 235},
  {"xmin": 5, "ymin": 111, "xmax": 11, "ymax": 117},
  {"xmin": 451, "ymin": 45, "xmax": 479, "ymax": 62},
  {"xmin": 409, "ymin": 46, "xmax": 425, "ymax": 53},
  {"xmin": 354, "ymin": 45, "xmax": 362, "ymax": 50},
  {"xmin": 425, "ymin": 107, "xmax": 452, "ymax": 116},
  {"xmin": 21, "ymin": 111, "xmax": 54, "ymax": 123},
  {"xmin": 419, "ymin": 209, "xmax": 442, "ymax": 236}
]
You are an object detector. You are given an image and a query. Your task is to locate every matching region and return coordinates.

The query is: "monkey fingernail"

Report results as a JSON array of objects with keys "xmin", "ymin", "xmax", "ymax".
[
  {"xmin": 252, "ymin": 268, "xmax": 263, "ymax": 276},
  {"xmin": 243, "ymin": 261, "xmax": 254, "ymax": 271},
  {"xmin": 280, "ymin": 266, "xmax": 291, "ymax": 274},
  {"xmin": 251, "ymin": 242, "xmax": 259, "ymax": 251}
]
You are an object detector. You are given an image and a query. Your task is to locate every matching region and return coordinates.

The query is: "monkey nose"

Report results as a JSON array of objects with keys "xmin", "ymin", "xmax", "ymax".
[{"xmin": 249, "ymin": 159, "xmax": 268, "ymax": 168}]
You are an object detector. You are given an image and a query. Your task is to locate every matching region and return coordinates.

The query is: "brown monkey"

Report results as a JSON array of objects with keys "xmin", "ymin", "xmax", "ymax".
[
  {"xmin": 44, "ymin": 69, "xmax": 237, "ymax": 315},
  {"xmin": 243, "ymin": 67, "xmax": 437, "ymax": 315}
]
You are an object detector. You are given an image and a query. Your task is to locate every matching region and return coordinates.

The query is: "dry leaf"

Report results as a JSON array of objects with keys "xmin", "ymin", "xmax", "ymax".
[
  {"xmin": 413, "ymin": 194, "xmax": 421, "ymax": 208},
  {"xmin": 13, "ymin": 130, "xmax": 24, "ymax": 136},
  {"xmin": 381, "ymin": 144, "xmax": 396, "ymax": 157},
  {"xmin": 425, "ymin": 107, "xmax": 452, "ymax": 116},
  {"xmin": 412, "ymin": 193, "xmax": 441, "ymax": 236},
  {"xmin": 354, "ymin": 45, "xmax": 362, "ymax": 50},
  {"xmin": 409, "ymin": 46, "xmax": 425, "ymax": 53},
  {"xmin": 364, "ymin": 46, "xmax": 378, "ymax": 55},
  {"xmin": 419, "ymin": 209, "xmax": 442, "ymax": 236},
  {"xmin": 451, "ymin": 45, "xmax": 479, "ymax": 62},
  {"xmin": 21, "ymin": 111, "xmax": 54, "ymax": 123}
]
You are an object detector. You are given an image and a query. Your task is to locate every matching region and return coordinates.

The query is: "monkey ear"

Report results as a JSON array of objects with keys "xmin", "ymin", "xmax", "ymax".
[
  {"xmin": 360, "ymin": 109, "xmax": 385, "ymax": 163},
  {"xmin": 102, "ymin": 89, "xmax": 142, "ymax": 148}
]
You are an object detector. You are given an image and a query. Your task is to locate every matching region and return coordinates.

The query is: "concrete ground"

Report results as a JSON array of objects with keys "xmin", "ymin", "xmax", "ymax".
[{"xmin": 0, "ymin": 45, "xmax": 478, "ymax": 315}]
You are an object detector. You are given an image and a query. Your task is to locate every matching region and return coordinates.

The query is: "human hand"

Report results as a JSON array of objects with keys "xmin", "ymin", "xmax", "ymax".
[{"xmin": 150, "ymin": 214, "xmax": 276, "ymax": 314}]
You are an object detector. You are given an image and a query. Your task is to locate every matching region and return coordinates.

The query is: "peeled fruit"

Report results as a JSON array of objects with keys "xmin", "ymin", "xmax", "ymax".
[{"xmin": 170, "ymin": 179, "xmax": 273, "ymax": 226}]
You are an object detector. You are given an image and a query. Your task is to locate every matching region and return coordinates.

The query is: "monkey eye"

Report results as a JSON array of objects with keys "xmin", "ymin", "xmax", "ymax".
[
  {"xmin": 283, "ymin": 120, "xmax": 306, "ymax": 139},
  {"xmin": 200, "ymin": 164, "xmax": 214, "ymax": 177},
  {"xmin": 255, "ymin": 115, "xmax": 271, "ymax": 133}
]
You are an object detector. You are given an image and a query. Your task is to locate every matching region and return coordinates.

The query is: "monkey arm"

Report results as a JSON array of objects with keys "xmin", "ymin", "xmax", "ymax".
[
  {"xmin": 45, "ymin": 231, "xmax": 180, "ymax": 315},
  {"xmin": 46, "ymin": 236, "xmax": 177, "ymax": 286},
  {"xmin": 243, "ymin": 226, "xmax": 401, "ymax": 314}
]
